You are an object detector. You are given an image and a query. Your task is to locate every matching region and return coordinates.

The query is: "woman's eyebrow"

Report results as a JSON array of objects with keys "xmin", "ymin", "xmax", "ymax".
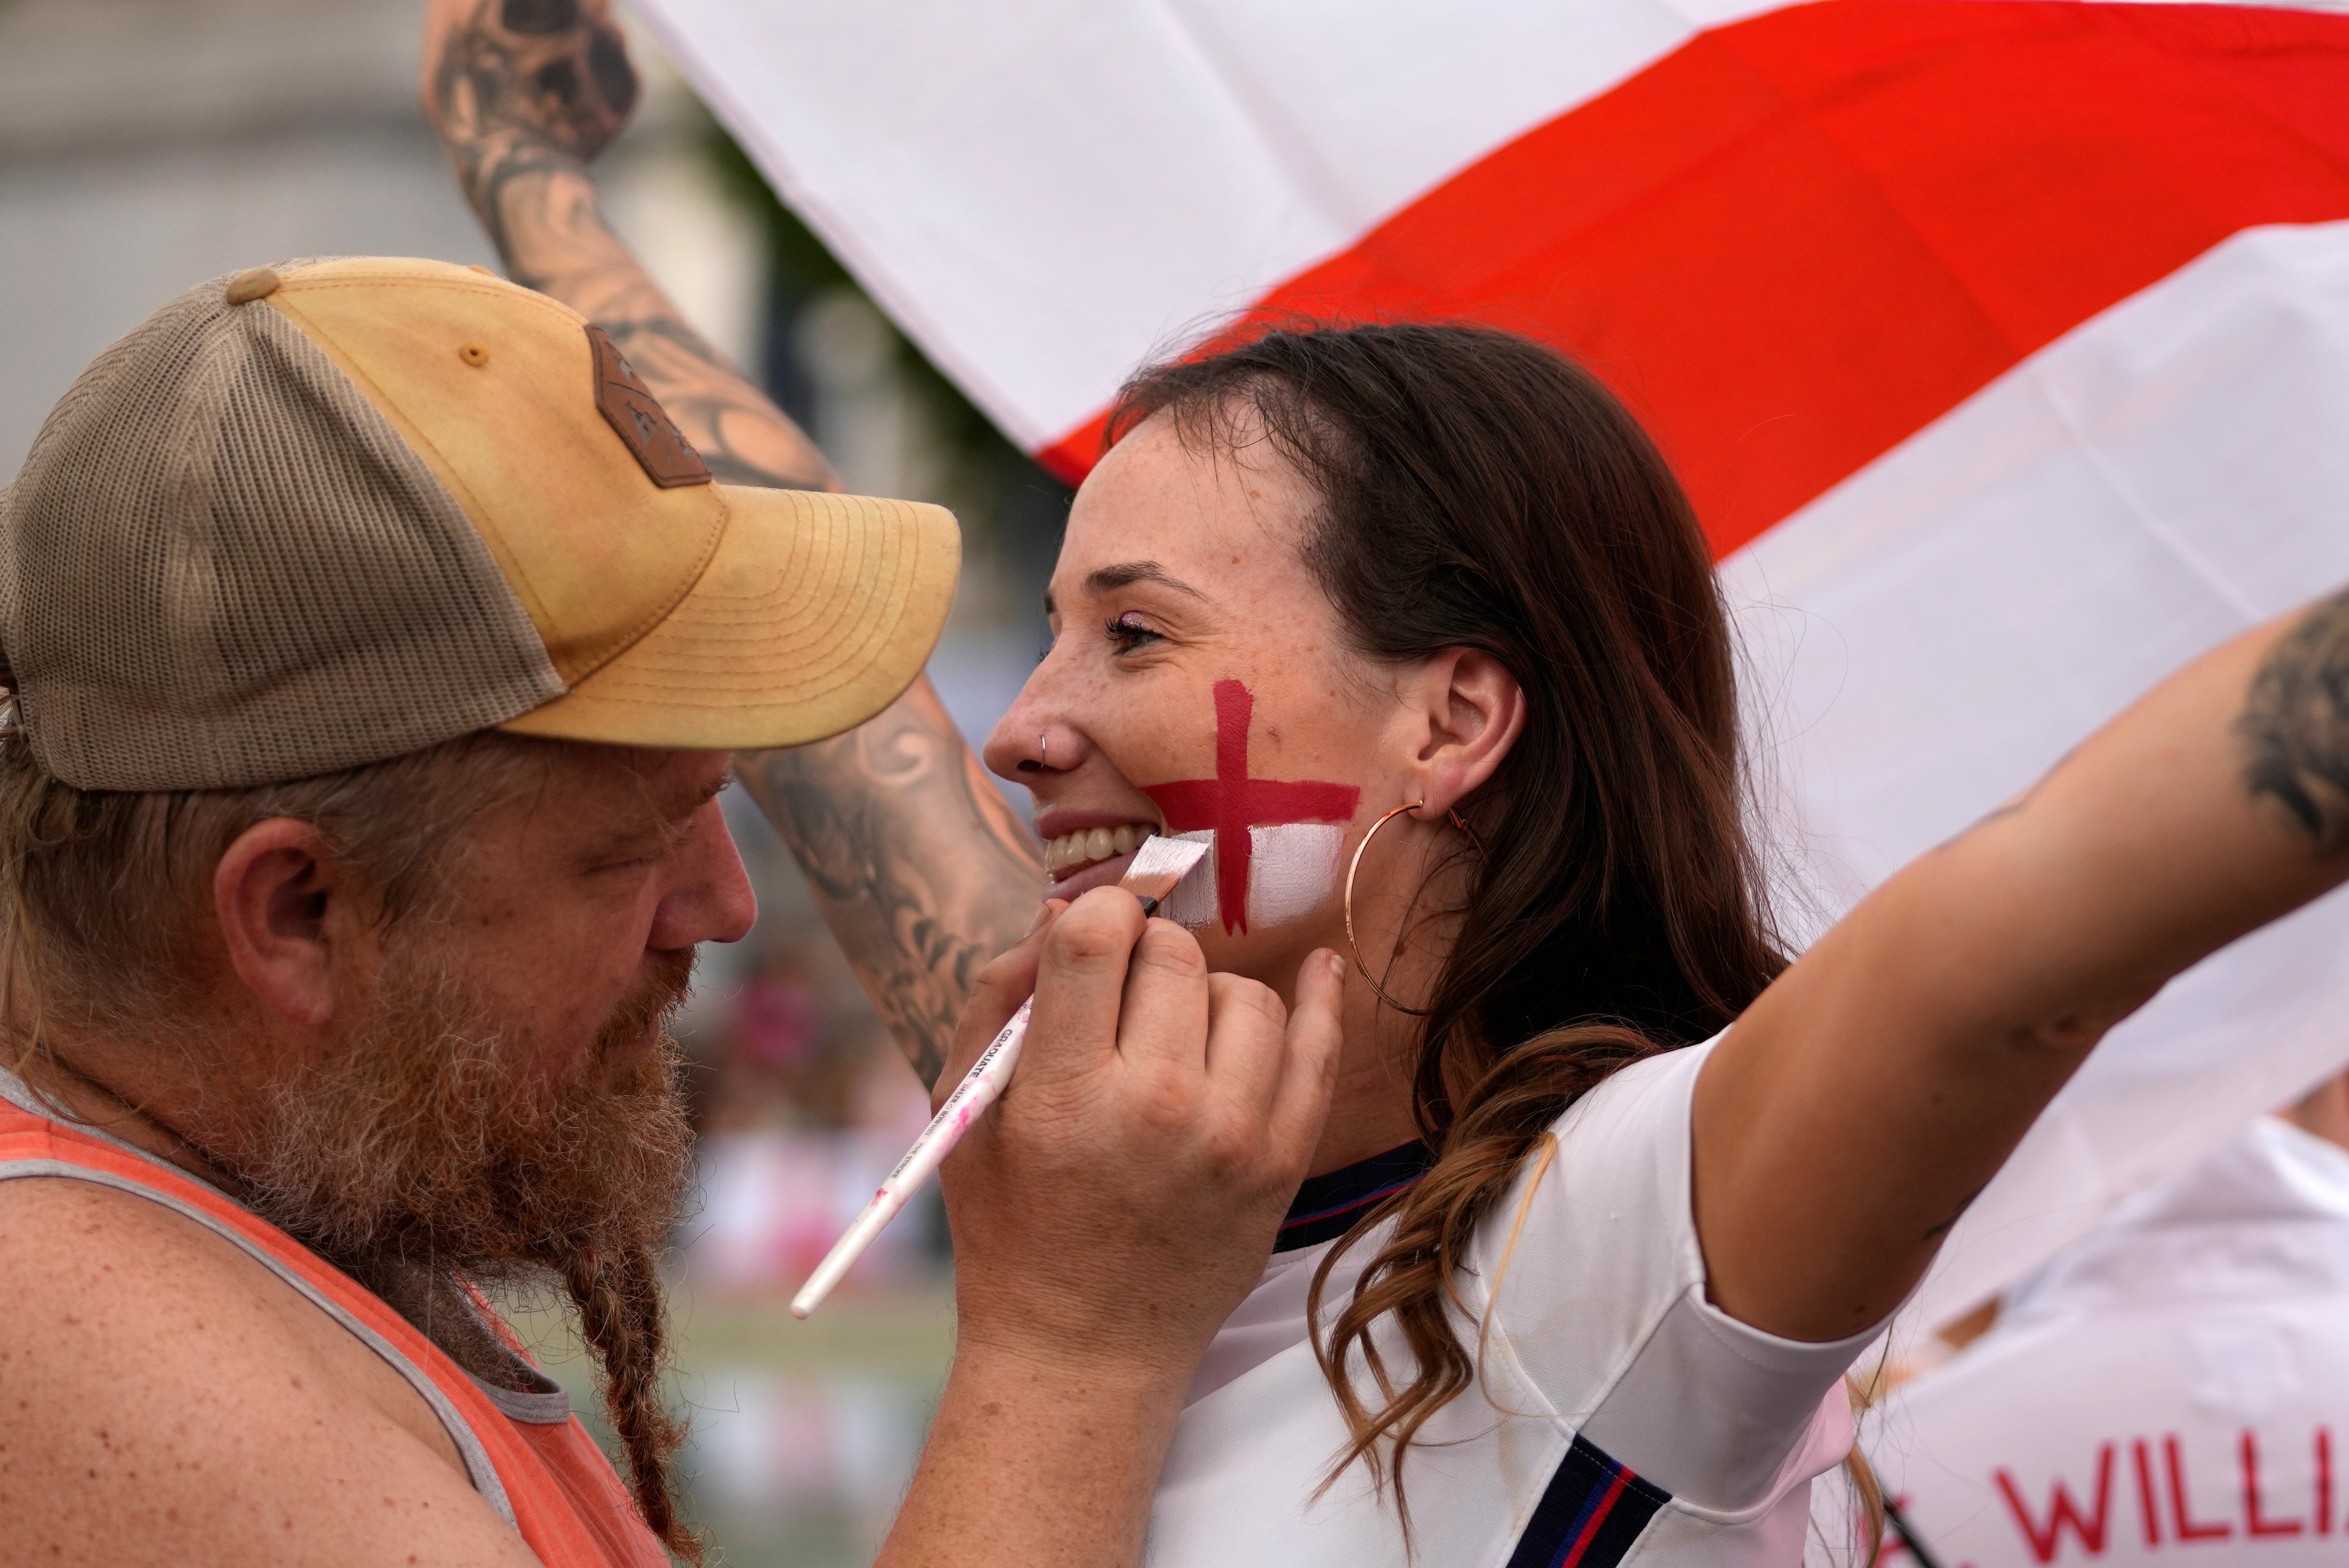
[{"xmin": 1084, "ymin": 561, "xmax": 1207, "ymax": 598}]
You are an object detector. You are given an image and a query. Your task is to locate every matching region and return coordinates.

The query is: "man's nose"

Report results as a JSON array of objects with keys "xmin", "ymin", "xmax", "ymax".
[{"xmin": 651, "ymin": 804, "xmax": 758, "ymax": 949}]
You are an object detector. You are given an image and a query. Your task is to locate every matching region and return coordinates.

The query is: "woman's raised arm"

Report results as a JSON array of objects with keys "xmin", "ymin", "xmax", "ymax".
[
  {"xmin": 1698, "ymin": 586, "xmax": 2349, "ymax": 1342},
  {"xmin": 420, "ymin": 0, "xmax": 1042, "ymax": 1085}
]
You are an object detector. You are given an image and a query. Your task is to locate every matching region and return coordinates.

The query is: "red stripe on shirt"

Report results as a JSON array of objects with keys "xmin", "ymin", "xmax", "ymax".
[{"xmin": 1561, "ymin": 1468, "xmax": 1635, "ymax": 1568}]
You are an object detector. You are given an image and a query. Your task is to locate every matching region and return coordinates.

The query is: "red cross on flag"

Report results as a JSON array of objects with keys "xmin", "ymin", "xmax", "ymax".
[{"xmin": 635, "ymin": 0, "xmax": 2349, "ymax": 1339}]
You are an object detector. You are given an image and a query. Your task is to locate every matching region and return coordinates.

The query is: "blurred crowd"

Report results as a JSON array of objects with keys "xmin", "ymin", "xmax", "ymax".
[{"xmin": 681, "ymin": 795, "xmax": 947, "ymax": 1304}]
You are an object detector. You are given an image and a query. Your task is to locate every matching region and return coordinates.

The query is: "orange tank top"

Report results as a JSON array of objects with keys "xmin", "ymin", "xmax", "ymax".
[{"xmin": 0, "ymin": 1078, "xmax": 669, "ymax": 1567}]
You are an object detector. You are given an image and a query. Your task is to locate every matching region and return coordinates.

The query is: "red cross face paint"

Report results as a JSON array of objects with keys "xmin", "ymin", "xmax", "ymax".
[{"xmin": 1141, "ymin": 680, "xmax": 1361, "ymax": 934}]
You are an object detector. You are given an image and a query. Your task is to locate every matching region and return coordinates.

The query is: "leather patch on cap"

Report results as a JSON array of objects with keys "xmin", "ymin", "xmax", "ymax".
[{"xmin": 587, "ymin": 324, "xmax": 713, "ymax": 488}]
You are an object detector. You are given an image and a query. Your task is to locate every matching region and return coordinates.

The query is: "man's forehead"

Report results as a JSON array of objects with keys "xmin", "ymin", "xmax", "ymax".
[
  {"xmin": 628, "ymin": 751, "xmax": 734, "ymax": 817},
  {"xmin": 532, "ymin": 745, "xmax": 733, "ymax": 830}
]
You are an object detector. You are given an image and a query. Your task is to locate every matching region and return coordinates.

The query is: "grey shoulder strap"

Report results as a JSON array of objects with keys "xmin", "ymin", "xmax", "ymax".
[{"xmin": 0, "ymin": 1070, "xmax": 519, "ymax": 1529}]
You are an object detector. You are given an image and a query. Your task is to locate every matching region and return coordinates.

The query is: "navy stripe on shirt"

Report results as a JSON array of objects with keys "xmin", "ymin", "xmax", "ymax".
[
  {"xmin": 1506, "ymin": 1435, "xmax": 1671, "ymax": 1568},
  {"xmin": 1274, "ymin": 1141, "xmax": 1434, "ymax": 1252},
  {"xmin": 1280, "ymin": 1151, "xmax": 1671, "ymax": 1565}
]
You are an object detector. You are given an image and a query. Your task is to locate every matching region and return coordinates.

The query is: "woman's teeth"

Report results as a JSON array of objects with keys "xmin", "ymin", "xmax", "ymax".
[{"xmin": 1043, "ymin": 822, "xmax": 1157, "ymax": 875}]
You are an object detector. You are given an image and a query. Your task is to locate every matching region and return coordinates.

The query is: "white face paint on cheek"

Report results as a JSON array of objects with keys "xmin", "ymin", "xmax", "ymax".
[
  {"xmin": 1161, "ymin": 830, "xmax": 1219, "ymax": 928},
  {"xmin": 1247, "ymin": 823, "xmax": 1345, "ymax": 926},
  {"xmin": 1154, "ymin": 826, "xmax": 1345, "ymax": 931}
]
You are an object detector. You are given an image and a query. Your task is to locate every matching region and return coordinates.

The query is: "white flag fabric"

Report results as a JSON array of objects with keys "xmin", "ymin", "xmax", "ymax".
[{"xmin": 634, "ymin": 0, "xmax": 2349, "ymax": 1333}]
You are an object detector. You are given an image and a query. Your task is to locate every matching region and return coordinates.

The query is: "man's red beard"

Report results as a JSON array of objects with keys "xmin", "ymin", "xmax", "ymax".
[{"xmin": 220, "ymin": 942, "xmax": 702, "ymax": 1556}]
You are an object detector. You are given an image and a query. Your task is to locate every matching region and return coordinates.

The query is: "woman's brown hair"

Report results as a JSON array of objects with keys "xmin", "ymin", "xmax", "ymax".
[{"xmin": 1107, "ymin": 322, "xmax": 1789, "ymax": 1520}]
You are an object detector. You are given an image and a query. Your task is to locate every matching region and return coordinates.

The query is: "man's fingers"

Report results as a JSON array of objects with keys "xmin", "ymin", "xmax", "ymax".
[
  {"xmin": 1115, "ymin": 921, "xmax": 1214, "ymax": 1077},
  {"xmin": 1268, "ymin": 951, "xmax": 1348, "ymax": 1168},
  {"xmin": 934, "ymin": 900, "xmax": 1066, "ymax": 1107},
  {"xmin": 1019, "ymin": 888, "xmax": 1148, "ymax": 1090},
  {"xmin": 1200, "ymin": 972, "xmax": 1291, "ymax": 1113}
]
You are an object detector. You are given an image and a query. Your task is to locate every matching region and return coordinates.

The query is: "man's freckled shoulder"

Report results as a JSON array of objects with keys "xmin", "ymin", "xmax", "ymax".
[
  {"xmin": 0, "ymin": 1177, "xmax": 440, "ymax": 1452},
  {"xmin": 0, "ymin": 1178, "xmax": 302, "ymax": 1346},
  {"xmin": 0, "ymin": 1179, "xmax": 509, "ymax": 1559}
]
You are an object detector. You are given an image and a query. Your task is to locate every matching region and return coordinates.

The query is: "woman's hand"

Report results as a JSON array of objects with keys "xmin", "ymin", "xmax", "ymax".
[{"xmin": 879, "ymin": 890, "xmax": 1346, "ymax": 1566}]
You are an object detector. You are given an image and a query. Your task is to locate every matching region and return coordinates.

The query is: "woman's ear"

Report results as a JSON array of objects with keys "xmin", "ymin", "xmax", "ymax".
[
  {"xmin": 211, "ymin": 818, "xmax": 347, "ymax": 1030},
  {"xmin": 1413, "ymin": 649, "xmax": 1527, "ymax": 818}
]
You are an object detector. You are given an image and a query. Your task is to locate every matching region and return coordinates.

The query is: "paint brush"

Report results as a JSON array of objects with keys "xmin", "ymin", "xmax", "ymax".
[{"xmin": 790, "ymin": 833, "xmax": 1211, "ymax": 1319}]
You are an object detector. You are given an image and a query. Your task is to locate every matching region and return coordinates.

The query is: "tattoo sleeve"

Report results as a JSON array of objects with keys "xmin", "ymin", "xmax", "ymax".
[
  {"xmin": 2240, "ymin": 584, "xmax": 2349, "ymax": 854},
  {"xmin": 423, "ymin": 0, "xmax": 1045, "ymax": 1084},
  {"xmin": 735, "ymin": 688, "xmax": 1045, "ymax": 1086},
  {"xmin": 423, "ymin": 0, "xmax": 827, "ymax": 489}
]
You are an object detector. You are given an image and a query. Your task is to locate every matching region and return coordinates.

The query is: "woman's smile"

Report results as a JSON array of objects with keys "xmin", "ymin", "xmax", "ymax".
[{"xmin": 1039, "ymin": 814, "xmax": 1164, "ymax": 898}]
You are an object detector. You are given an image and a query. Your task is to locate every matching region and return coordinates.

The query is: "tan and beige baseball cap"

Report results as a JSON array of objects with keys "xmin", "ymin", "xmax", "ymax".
[{"xmin": 0, "ymin": 255, "xmax": 958, "ymax": 792}]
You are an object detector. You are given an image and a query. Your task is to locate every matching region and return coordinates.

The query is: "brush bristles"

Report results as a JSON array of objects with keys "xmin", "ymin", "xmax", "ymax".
[{"xmin": 1120, "ymin": 834, "xmax": 1209, "ymax": 903}]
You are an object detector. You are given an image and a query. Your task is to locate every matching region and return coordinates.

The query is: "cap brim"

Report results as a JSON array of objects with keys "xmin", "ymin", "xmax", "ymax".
[{"xmin": 499, "ymin": 485, "xmax": 958, "ymax": 750}]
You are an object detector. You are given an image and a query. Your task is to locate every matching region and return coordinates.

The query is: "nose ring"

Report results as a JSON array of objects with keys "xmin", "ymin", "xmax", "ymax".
[{"xmin": 1039, "ymin": 731, "xmax": 1049, "ymax": 768}]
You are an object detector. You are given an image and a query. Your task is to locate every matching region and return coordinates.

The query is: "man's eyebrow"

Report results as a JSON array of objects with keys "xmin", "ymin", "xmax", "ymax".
[
  {"xmin": 678, "ymin": 771, "xmax": 733, "ymax": 818},
  {"xmin": 1083, "ymin": 562, "xmax": 1207, "ymax": 599},
  {"xmin": 643, "ymin": 770, "xmax": 732, "ymax": 836}
]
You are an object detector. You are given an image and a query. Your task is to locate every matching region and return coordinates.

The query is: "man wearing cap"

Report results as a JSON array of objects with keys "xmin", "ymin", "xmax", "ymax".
[{"xmin": 0, "ymin": 257, "xmax": 1341, "ymax": 1564}]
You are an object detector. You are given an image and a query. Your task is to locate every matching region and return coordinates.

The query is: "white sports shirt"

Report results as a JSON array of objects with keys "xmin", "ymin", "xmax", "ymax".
[
  {"xmin": 1811, "ymin": 1117, "xmax": 2349, "ymax": 1568},
  {"xmin": 1147, "ymin": 1038, "xmax": 1882, "ymax": 1568}
]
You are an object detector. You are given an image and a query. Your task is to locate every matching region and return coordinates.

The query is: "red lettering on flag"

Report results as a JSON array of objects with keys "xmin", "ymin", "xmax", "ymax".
[
  {"xmin": 1997, "ymin": 1446, "xmax": 2114, "ymax": 1564},
  {"xmin": 2133, "ymin": 1440, "xmax": 2163, "ymax": 1548},
  {"xmin": 2168, "ymin": 1435, "xmax": 2234, "ymax": 1541},
  {"xmin": 1141, "ymin": 681, "xmax": 1360, "ymax": 934},
  {"xmin": 2319, "ymin": 1427, "xmax": 2334, "ymax": 1537},
  {"xmin": 2243, "ymin": 1430, "xmax": 2305, "ymax": 1538}
]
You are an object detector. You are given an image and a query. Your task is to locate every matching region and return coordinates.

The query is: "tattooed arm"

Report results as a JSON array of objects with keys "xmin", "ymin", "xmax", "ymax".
[
  {"xmin": 421, "ymin": 0, "xmax": 826, "ymax": 489},
  {"xmin": 735, "ymin": 683, "xmax": 1046, "ymax": 1086},
  {"xmin": 1695, "ymin": 585, "xmax": 2349, "ymax": 1344},
  {"xmin": 422, "ymin": 0, "xmax": 1042, "ymax": 1084}
]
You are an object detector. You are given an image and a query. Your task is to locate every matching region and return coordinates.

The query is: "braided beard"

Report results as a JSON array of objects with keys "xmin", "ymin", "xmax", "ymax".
[{"xmin": 220, "ymin": 943, "xmax": 701, "ymax": 1556}]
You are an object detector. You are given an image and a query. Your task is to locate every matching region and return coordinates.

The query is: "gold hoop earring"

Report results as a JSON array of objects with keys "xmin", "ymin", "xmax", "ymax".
[{"xmin": 1343, "ymin": 802, "xmax": 1486, "ymax": 1016}]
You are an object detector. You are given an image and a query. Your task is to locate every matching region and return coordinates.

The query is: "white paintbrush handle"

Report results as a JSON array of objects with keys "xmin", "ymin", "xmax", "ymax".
[{"xmin": 789, "ymin": 997, "xmax": 1033, "ymax": 1318}]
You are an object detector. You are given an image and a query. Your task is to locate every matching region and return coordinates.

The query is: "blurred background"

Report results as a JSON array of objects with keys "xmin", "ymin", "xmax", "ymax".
[{"xmin": 0, "ymin": 0, "xmax": 1068, "ymax": 1561}]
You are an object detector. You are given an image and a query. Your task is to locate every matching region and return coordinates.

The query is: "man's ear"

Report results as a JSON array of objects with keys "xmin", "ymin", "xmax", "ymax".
[
  {"xmin": 212, "ymin": 818, "xmax": 347, "ymax": 1029},
  {"xmin": 1413, "ymin": 649, "xmax": 1527, "ymax": 818}
]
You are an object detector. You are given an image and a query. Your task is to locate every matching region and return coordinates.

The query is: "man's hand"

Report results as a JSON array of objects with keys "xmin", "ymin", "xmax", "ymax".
[
  {"xmin": 877, "ymin": 890, "xmax": 1344, "ymax": 1566},
  {"xmin": 423, "ymin": 0, "xmax": 637, "ymax": 213},
  {"xmin": 939, "ymin": 890, "xmax": 1345, "ymax": 1369}
]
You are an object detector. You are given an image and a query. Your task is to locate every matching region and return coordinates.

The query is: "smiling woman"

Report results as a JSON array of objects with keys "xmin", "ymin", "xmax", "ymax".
[
  {"xmin": 981, "ymin": 323, "xmax": 1806, "ymax": 1554},
  {"xmin": 985, "ymin": 324, "xmax": 1767, "ymax": 1167}
]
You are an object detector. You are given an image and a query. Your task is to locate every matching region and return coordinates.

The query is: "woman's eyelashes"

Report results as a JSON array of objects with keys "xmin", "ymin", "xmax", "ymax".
[{"xmin": 1104, "ymin": 610, "xmax": 1165, "ymax": 656}]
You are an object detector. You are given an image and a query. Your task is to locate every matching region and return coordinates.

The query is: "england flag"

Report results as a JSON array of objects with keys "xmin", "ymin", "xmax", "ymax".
[{"xmin": 632, "ymin": 0, "xmax": 2349, "ymax": 1342}]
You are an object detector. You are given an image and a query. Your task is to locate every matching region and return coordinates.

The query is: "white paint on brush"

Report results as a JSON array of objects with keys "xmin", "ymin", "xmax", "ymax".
[
  {"xmin": 1160, "ymin": 831, "xmax": 1220, "ymax": 928},
  {"xmin": 1247, "ymin": 823, "xmax": 1345, "ymax": 926}
]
